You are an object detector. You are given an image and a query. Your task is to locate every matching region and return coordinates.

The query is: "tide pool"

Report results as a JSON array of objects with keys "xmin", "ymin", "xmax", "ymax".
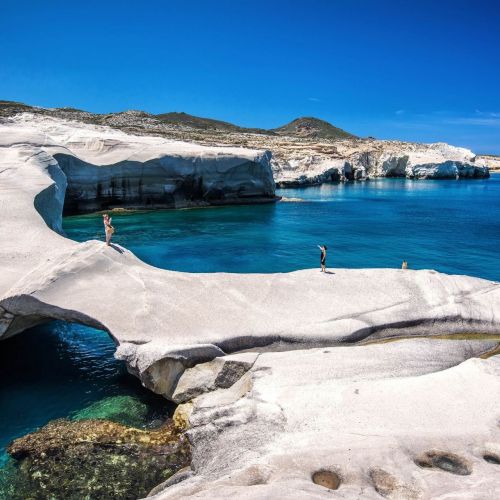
[{"xmin": 64, "ymin": 175, "xmax": 500, "ymax": 281}]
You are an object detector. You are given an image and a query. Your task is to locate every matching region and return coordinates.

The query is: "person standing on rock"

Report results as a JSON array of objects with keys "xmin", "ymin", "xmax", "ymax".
[
  {"xmin": 318, "ymin": 245, "xmax": 327, "ymax": 272},
  {"xmin": 103, "ymin": 214, "xmax": 114, "ymax": 246}
]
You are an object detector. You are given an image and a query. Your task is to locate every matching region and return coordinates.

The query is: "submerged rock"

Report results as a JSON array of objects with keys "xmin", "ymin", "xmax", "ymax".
[
  {"xmin": 71, "ymin": 395, "xmax": 149, "ymax": 428},
  {"xmin": 5, "ymin": 418, "xmax": 190, "ymax": 499}
]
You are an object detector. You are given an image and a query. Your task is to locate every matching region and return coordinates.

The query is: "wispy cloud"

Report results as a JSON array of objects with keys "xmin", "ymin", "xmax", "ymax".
[
  {"xmin": 443, "ymin": 117, "xmax": 500, "ymax": 126},
  {"xmin": 389, "ymin": 109, "xmax": 500, "ymax": 128},
  {"xmin": 475, "ymin": 109, "xmax": 500, "ymax": 118},
  {"xmin": 307, "ymin": 97, "xmax": 321, "ymax": 102}
]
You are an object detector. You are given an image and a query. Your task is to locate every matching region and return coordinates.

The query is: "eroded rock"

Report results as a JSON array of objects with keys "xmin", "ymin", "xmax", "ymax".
[
  {"xmin": 369, "ymin": 467, "xmax": 421, "ymax": 499},
  {"xmin": 414, "ymin": 450, "xmax": 472, "ymax": 475},
  {"xmin": 483, "ymin": 452, "xmax": 500, "ymax": 465},
  {"xmin": 311, "ymin": 469, "xmax": 341, "ymax": 490},
  {"xmin": 172, "ymin": 353, "xmax": 258, "ymax": 403}
]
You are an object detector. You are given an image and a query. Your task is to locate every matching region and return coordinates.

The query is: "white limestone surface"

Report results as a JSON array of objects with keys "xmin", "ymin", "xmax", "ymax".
[
  {"xmin": 273, "ymin": 140, "xmax": 489, "ymax": 186},
  {"xmin": 153, "ymin": 345, "xmax": 500, "ymax": 499},
  {"xmin": 1, "ymin": 118, "xmax": 500, "ymax": 499},
  {"xmin": 0, "ymin": 114, "xmax": 276, "ymax": 213}
]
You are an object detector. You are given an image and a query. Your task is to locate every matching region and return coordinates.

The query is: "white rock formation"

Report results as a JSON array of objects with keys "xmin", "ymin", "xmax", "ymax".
[
  {"xmin": 1, "ymin": 119, "xmax": 500, "ymax": 499},
  {"xmin": 477, "ymin": 154, "xmax": 500, "ymax": 172},
  {"xmin": 272, "ymin": 140, "xmax": 490, "ymax": 186},
  {"xmin": 0, "ymin": 114, "xmax": 276, "ymax": 214},
  {"xmin": 152, "ymin": 342, "xmax": 500, "ymax": 499}
]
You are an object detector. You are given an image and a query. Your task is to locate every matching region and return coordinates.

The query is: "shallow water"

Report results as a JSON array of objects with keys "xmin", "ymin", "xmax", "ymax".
[
  {"xmin": 0, "ymin": 322, "xmax": 172, "ymax": 470},
  {"xmin": 64, "ymin": 175, "xmax": 500, "ymax": 281}
]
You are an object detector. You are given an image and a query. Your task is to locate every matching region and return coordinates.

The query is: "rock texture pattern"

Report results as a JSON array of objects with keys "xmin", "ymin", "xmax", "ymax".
[
  {"xmin": 5, "ymin": 419, "xmax": 190, "ymax": 499},
  {"xmin": 272, "ymin": 140, "xmax": 489, "ymax": 186},
  {"xmin": 0, "ymin": 114, "xmax": 276, "ymax": 214},
  {"xmin": 1, "ymin": 114, "xmax": 500, "ymax": 499}
]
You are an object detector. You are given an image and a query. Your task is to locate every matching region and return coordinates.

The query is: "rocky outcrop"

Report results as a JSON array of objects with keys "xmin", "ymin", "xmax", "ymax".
[
  {"xmin": 477, "ymin": 154, "xmax": 500, "ymax": 172},
  {"xmin": 273, "ymin": 141, "xmax": 490, "ymax": 186},
  {"xmin": 150, "ymin": 339, "xmax": 500, "ymax": 499},
  {"xmin": 1, "ymin": 114, "xmax": 277, "ymax": 215},
  {"xmin": 5, "ymin": 418, "xmax": 190, "ymax": 500},
  {"xmin": 2, "ymin": 111, "xmax": 500, "ymax": 499}
]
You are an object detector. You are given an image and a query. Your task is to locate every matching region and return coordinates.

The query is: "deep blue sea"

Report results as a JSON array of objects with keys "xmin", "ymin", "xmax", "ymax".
[
  {"xmin": 1, "ymin": 175, "xmax": 500, "ymax": 485},
  {"xmin": 65, "ymin": 176, "xmax": 500, "ymax": 280}
]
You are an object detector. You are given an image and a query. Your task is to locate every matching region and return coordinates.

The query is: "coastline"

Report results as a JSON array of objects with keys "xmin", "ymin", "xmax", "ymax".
[{"xmin": 2, "ymin": 118, "xmax": 500, "ymax": 499}]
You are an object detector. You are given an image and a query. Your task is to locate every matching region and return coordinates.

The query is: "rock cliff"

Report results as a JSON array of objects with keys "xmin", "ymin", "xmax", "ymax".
[
  {"xmin": 272, "ymin": 140, "xmax": 489, "ymax": 186},
  {"xmin": 0, "ymin": 114, "xmax": 276, "ymax": 214},
  {"xmin": 0, "ymin": 101, "xmax": 492, "ymax": 187},
  {"xmin": 477, "ymin": 154, "xmax": 500, "ymax": 172}
]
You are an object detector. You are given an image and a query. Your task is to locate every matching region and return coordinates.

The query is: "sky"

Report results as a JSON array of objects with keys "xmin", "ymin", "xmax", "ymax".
[{"xmin": 1, "ymin": 0, "xmax": 499, "ymax": 153}]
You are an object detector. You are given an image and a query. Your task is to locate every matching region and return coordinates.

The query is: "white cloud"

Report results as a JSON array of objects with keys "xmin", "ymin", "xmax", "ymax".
[
  {"xmin": 395, "ymin": 109, "xmax": 405, "ymax": 115},
  {"xmin": 307, "ymin": 97, "xmax": 321, "ymax": 102},
  {"xmin": 474, "ymin": 109, "xmax": 500, "ymax": 118}
]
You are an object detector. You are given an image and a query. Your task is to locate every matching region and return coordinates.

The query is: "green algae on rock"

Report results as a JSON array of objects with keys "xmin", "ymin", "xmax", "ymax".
[
  {"xmin": 71, "ymin": 395, "xmax": 149, "ymax": 428},
  {"xmin": 5, "ymin": 418, "xmax": 190, "ymax": 500}
]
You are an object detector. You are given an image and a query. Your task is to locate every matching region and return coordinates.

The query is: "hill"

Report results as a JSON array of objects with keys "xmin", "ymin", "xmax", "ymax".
[
  {"xmin": 0, "ymin": 101, "xmax": 356, "ymax": 139},
  {"xmin": 273, "ymin": 116, "xmax": 356, "ymax": 140},
  {"xmin": 155, "ymin": 111, "xmax": 273, "ymax": 135}
]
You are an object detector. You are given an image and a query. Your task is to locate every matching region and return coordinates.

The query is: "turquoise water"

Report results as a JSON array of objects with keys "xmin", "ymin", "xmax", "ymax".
[
  {"xmin": 64, "ymin": 176, "xmax": 500, "ymax": 281},
  {"xmin": 0, "ymin": 322, "xmax": 172, "ymax": 470},
  {"xmin": 2, "ymin": 175, "xmax": 500, "ymax": 490}
]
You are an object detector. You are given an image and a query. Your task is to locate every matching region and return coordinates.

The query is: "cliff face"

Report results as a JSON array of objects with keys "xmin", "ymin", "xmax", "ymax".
[
  {"xmin": 272, "ymin": 140, "xmax": 490, "ymax": 186},
  {"xmin": 476, "ymin": 154, "xmax": 500, "ymax": 172},
  {"xmin": 0, "ymin": 102, "xmax": 492, "ymax": 188},
  {"xmin": 56, "ymin": 152, "xmax": 275, "ymax": 214},
  {"xmin": 0, "ymin": 114, "xmax": 276, "ymax": 214}
]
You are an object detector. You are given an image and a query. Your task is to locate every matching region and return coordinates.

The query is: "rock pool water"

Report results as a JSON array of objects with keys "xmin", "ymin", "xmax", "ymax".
[
  {"xmin": 0, "ymin": 321, "xmax": 174, "ymax": 495},
  {"xmin": 64, "ymin": 176, "xmax": 500, "ymax": 281}
]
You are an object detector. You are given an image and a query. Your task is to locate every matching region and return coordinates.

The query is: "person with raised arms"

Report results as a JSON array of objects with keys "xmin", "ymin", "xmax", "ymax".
[{"xmin": 318, "ymin": 244, "xmax": 327, "ymax": 272}]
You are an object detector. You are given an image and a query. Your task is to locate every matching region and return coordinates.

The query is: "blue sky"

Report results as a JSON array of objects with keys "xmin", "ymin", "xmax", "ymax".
[{"xmin": 1, "ymin": 0, "xmax": 499, "ymax": 153}]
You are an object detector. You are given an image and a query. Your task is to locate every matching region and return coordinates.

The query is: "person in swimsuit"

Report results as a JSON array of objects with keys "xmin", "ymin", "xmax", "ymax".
[
  {"xmin": 318, "ymin": 245, "xmax": 327, "ymax": 272},
  {"xmin": 103, "ymin": 214, "xmax": 114, "ymax": 246}
]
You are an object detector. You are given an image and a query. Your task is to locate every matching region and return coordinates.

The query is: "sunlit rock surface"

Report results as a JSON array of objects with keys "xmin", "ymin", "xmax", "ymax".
[
  {"xmin": 0, "ymin": 114, "xmax": 276, "ymax": 214},
  {"xmin": 152, "ymin": 341, "xmax": 500, "ymax": 499},
  {"xmin": 0, "ymin": 103, "xmax": 490, "ymax": 188},
  {"xmin": 1, "ymin": 116, "xmax": 500, "ymax": 499},
  {"xmin": 273, "ymin": 141, "xmax": 489, "ymax": 186},
  {"xmin": 477, "ymin": 154, "xmax": 500, "ymax": 172}
]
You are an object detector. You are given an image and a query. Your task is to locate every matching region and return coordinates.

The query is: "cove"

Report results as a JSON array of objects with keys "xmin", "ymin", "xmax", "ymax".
[
  {"xmin": 64, "ymin": 175, "xmax": 500, "ymax": 281},
  {"xmin": 0, "ymin": 321, "xmax": 175, "ymax": 497}
]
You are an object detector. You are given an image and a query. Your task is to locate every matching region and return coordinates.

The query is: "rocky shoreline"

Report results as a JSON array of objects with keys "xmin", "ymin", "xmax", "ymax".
[
  {"xmin": 0, "ymin": 102, "xmax": 492, "ymax": 189},
  {"xmin": 1, "ymin": 111, "xmax": 500, "ymax": 498}
]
